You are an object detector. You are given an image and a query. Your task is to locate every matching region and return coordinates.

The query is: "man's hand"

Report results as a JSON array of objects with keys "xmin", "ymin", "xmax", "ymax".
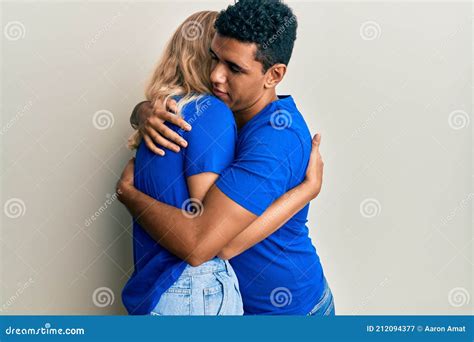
[
  {"xmin": 116, "ymin": 157, "xmax": 136, "ymax": 203},
  {"xmin": 302, "ymin": 133, "xmax": 324, "ymax": 198},
  {"xmin": 135, "ymin": 99, "xmax": 192, "ymax": 156}
]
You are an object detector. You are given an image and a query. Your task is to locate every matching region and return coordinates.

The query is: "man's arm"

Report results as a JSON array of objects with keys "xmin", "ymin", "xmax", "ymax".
[
  {"xmin": 130, "ymin": 100, "xmax": 150, "ymax": 129},
  {"xmin": 117, "ymin": 176, "xmax": 256, "ymax": 267},
  {"xmin": 129, "ymin": 100, "xmax": 191, "ymax": 155},
  {"xmin": 117, "ymin": 134, "xmax": 323, "ymax": 266}
]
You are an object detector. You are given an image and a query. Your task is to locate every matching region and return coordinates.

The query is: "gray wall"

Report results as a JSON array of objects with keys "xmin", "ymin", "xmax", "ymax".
[{"xmin": 1, "ymin": 0, "xmax": 471, "ymax": 315}]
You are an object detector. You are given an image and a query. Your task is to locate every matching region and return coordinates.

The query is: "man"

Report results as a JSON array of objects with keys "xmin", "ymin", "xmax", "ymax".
[{"xmin": 117, "ymin": 0, "xmax": 334, "ymax": 315}]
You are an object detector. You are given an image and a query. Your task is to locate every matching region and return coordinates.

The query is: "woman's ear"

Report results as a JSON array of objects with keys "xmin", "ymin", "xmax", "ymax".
[{"xmin": 264, "ymin": 64, "xmax": 287, "ymax": 89}]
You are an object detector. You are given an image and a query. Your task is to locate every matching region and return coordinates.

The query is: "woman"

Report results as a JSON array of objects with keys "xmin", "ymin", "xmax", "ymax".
[{"xmin": 122, "ymin": 11, "xmax": 325, "ymax": 316}]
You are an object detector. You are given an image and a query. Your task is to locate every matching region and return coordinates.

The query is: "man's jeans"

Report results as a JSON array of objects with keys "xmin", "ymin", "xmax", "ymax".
[
  {"xmin": 150, "ymin": 258, "xmax": 244, "ymax": 315},
  {"xmin": 307, "ymin": 276, "xmax": 336, "ymax": 316}
]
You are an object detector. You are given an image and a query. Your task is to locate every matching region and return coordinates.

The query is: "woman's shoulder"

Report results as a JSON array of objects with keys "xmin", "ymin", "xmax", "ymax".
[{"xmin": 181, "ymin": 94, "xmax": 234, "ymax": 124}]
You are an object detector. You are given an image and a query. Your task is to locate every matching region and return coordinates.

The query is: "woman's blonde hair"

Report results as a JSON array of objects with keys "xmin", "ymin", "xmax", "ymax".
[{"xmin": 128, "ymin": 10, "xmax": 218, "ymax": 150}]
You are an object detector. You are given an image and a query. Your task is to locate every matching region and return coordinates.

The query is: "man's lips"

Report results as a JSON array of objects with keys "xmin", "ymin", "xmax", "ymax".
[{"xmin": 213, "ymin": 87, "xmax": 228, "ymax": 98}]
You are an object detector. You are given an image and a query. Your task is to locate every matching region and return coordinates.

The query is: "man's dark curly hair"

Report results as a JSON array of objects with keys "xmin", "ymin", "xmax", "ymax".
[{"xmin": 215, "ymin": 0, "xmax": 297, "ymax": 73}]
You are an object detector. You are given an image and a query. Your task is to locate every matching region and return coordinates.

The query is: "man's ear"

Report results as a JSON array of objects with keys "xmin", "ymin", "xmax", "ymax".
[{"xmin": 264, "ymin": 64, "xmax": 287, "ymax": 89}]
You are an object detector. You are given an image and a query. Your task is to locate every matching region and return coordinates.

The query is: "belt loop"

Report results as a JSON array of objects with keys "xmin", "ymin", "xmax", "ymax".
[{"xmin": 224, "ymin": 259, "xmax": 231, "ymax": 275}]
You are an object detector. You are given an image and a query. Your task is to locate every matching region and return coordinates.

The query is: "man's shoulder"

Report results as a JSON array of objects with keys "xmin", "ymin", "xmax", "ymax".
[
  {"xmin": 241, "ymin": 126, "xmax": 308, "ymax": 163},
  {"xmin": 248, "ymin": 106, "xmax": 310, "ymax": 150}
]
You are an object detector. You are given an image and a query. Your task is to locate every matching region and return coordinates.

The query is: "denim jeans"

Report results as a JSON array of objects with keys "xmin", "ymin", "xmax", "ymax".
[
  {"xmin": 307, "ymin": 276, "xmax": 335, "ymax": 316},
  {"xmin": 150, "ymin": 257, "xmax": 244, "ymax": 315}
]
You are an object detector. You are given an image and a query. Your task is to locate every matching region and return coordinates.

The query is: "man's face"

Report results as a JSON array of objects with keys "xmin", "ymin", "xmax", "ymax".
[{"xmin": 209, "ymin": 34, "xmax": 267, "ymax": 113}]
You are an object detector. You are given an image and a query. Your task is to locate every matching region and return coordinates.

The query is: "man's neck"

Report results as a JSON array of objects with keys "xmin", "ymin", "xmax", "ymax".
[{"xmin": 234, "ymin": 90, "xmax": 278, "ymax": 129}]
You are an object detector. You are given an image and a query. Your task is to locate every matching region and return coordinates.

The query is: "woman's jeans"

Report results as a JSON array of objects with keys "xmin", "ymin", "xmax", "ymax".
[
  {"xmin": 150, "ymin": 257, "xmax": 244, "ymax": 315},
  {"xmin": 307, "ymin": 276, "xmax": 336, "ymax": 316}
]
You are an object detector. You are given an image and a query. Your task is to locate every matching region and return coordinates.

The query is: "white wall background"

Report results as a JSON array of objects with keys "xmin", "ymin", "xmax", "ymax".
[{"xmin": 1, "ymin": 0, "xmax": 472, "ymax": 315}]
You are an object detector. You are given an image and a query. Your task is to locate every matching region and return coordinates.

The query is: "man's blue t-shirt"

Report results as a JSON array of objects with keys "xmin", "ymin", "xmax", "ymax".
[
  {"xmin": 216, "ymin": 95, "xmax": 325, "ymax": 315},
  {"xmin": 122, "ymin": 95, "xmax": 237, "ymax": 315}
]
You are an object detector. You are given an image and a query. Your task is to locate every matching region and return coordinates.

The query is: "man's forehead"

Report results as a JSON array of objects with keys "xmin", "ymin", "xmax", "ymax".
[{"xmin": 211, "ymin": 35, "xmax": 257, "ymax": 61}]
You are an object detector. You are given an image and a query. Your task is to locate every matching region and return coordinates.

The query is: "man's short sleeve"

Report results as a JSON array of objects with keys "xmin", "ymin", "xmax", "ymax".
[
  {"xmin": 182, "ymin": 97, "xmax": 237, "ymax": 178},
  {"xmin": 216, "ymin": 127, "xmax": 305, "ymax": 216}
]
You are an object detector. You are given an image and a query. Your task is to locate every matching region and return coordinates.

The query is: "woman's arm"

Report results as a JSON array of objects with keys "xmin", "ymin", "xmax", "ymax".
[
  {"xmin": 187, "ymin": 172, "xmax": 219, "ymax": 203},
  {"xmin": 117, "ymin": 134, "xmax": 323, "ymax": 265},
  {"xmin": 217, "ymin": 133, "xmax": 324, "ymax": 259}
]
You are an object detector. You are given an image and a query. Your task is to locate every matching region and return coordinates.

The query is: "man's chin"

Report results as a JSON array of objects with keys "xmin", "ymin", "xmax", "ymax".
[{"xmin": 215, "ymin": 94, "xmax": 231, "ymax": 106}]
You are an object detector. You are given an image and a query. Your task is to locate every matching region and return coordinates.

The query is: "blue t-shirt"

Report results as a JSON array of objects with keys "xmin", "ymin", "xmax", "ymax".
[
  {"xmin": 216, "ymin": 95, "xmax": 325, "ymax": 315},
  {"xmin": 122, "ymin": 95, "xmax": 237, "ymax": 315}
]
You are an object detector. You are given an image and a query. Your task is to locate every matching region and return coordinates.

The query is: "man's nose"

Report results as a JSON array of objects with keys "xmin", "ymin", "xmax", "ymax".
[{"xmin": 210, "ymin": 62, "xmax": 226, "ymax": 85}]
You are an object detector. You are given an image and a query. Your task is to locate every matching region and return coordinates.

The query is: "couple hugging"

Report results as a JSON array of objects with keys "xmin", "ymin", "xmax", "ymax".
[{"xmin": 116, "ymin": 0, "xmax": 334, "ymax": 316}]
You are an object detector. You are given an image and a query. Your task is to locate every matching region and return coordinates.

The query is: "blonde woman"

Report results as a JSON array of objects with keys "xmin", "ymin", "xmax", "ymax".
[{"xmin": 121, "ymin": 10, "xmax": 325, "ymax": 316}]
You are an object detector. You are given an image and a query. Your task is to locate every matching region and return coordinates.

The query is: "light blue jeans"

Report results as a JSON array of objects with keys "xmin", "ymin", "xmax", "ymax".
[
  {"xmin": 307, "ymin": 276, "xmax": 336, "ymax": 316},
  {"xmin": 150, "ymin": 257, "xmax": 244, "ymax": 315}
]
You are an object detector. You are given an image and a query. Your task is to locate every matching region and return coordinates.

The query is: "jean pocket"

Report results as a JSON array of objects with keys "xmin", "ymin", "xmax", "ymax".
[
  {"xmin": 206, "ymin": 270, "xmax": 244, "ymax": 315},
  {"xmin": 150, "ymin": 288, "xmax": 192, "ymax": 316},
  {"xmin": 203, "ymin": 283, "xmax": 224, "ymax": 315},
  {"xmin": 323, "ymin": 297, "xmax": 335, "ymax": 316},
  {"xmin": 203, "ymin": 272, "xmax": 227, "ymax": 315},
  {"xmin": 307, "ymin": 281, "xmax": 333, "ymax": 316}
]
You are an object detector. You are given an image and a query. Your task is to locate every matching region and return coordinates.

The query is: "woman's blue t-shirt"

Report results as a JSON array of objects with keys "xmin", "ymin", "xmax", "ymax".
[{"xmin": 121, "ymin": 95, "xmax": 237, "ymax": 315}]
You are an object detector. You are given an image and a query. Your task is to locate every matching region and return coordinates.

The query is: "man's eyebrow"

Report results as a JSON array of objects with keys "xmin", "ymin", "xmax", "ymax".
[{"xmin": 209, "ymin": 48, "xmax": 249, "ymax": 72}]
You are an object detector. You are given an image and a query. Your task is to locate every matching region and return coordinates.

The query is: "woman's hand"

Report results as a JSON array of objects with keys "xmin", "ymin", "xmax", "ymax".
[
  {"xmin": 136, "ymin": 99, "xmax": 191, "ymax": 156},
  {"xmin": 217, "ymin": 133, "xmax": 324, "ymax": 260},
  {"xmin": 302, "ymin": 133, "xmax": 324, "ymax": 199}
]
